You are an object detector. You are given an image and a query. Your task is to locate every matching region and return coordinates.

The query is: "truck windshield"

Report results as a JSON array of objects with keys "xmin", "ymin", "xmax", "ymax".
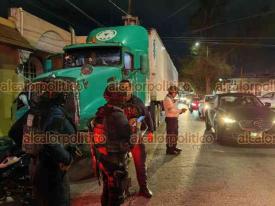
[{"xmin": 63, "ymin": 46, "xmax": 121, "ymax": 67}]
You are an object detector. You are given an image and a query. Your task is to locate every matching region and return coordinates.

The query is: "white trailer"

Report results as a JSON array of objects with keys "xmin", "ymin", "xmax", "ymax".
[{"xmin": 148, "ymin": 29, "xmax": 178, "ymax": 128}]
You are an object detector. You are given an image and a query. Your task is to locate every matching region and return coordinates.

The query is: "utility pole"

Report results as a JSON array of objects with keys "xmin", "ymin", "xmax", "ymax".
[
  {"xmin": 128, "ymin": 0, "xmax": 132, "ymax": 15},
  {"xmin": 205, "ymin": 44, "xmax": 211, "ymax": 94},
  {"xmin": 122, "ymin": 0, "xmax": 140, "ymax": 25},
  {"xmin": 240, "ymin": 67, "xmax": 244, "ymax": 92}
]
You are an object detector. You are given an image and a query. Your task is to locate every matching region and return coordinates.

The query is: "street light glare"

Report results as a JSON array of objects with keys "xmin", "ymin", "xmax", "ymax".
[{"xmin": 195, "ymin": 42, "xmax": 200, "ymax": 47}]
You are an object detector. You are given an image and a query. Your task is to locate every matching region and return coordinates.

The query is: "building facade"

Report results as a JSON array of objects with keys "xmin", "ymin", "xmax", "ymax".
[
  {"xmin": 0, "ymin": 8, "xmax": 86, "ymax": 138},
  {"xmin": 0, "ymin": 16, "xmax": 32, "ymax": 137}
]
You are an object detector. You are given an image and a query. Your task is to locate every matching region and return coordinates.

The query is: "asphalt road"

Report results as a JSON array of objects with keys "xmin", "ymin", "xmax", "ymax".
[
  {"xmin": 2, "ymin": 106, "xmax": 275, "ymax": 205},
  {"xmin": 71, "ymin": 106, "xmax": 275, "ymax": 206}
]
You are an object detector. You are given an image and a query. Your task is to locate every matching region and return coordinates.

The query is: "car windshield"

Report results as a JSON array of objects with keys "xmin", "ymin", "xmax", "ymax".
[
  {"xmin": 219, "ymin": 95, "xmax": 263, "ymax": 107},
  {"xmin": 63, "ymin": 46, "xmax": 121, "ymax": 68}
]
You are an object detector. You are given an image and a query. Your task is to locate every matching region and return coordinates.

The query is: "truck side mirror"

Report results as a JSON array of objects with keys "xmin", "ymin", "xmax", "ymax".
[
  {"xmin": 16, "ymin": 64, "xmax": 24, "ymax": 74},
  {"xmin": 44, "ymin": 59, "xmax": 53, "ymax": 72},
  {"xmin": 140, "ymin": 54, "xmax": 148, "ymax": 74},
  {"xmin": 18, "ymin": 93, "xmax": 29, "ymax": 107}
]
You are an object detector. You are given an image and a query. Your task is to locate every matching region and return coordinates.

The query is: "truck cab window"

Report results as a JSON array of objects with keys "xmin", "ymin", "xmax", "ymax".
[
  {"xmin": 63, "ymin": 47, "xmax": 121, "ymax": 68},
  {"xmin": 124, "ymin": 53, "xmax": 133, "ymax": 70}
]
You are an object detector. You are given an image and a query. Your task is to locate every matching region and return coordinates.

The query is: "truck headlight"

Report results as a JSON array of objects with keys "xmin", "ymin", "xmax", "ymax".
[{"xmin": 222, "ymin": 117, "xmax": 236, "ymax": 124}]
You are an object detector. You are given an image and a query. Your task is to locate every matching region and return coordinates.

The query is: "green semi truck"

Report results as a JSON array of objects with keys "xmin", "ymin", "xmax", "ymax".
[{"xmin": 16, "ymin": 25, "xmax": 178, "ymax": 131}]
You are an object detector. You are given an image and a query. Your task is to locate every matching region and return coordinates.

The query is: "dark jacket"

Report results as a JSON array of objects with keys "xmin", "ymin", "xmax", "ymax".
[
  {"xmin": 8, "ymin": 111, "xmax": 29, "ymax": 147},
  {"xmin": 41, "ymin": 104, "xmax": 75, "ymax": 166},
  {"xmin": 34, "ymin": 104, "xmax": 76, "ymax": 206},
  {"xmin": 127, "ymin": 95, "xmax": 154, "ymax": 132}
]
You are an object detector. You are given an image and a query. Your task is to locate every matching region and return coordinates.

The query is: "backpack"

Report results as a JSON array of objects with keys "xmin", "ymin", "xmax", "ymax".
[
  {"xmin": 92, "ymin": 105, "xmax": 130, "ymax": 153},
  {"xmin": 22, "ymin": 107, "xmax": 46, "ymax": 156}
]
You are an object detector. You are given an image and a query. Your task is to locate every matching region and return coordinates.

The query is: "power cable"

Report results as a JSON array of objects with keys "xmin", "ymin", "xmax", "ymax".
[
  {"xmin": 166, "ymin": 0, "xmax": 197, "ymax": 20},
  {"xmin": 163, "ymin": 39, "xmax": 275, "ymax": 48},
  {"xmin": 64, "ymin": 0, "xmax": 104, "ymax": 27},
  {"xmin": 163, "ymin": 36, "xmax": 275, "ymax": 40},
  {"xmin": 108, "ymin": 0, "xmax": 129, "ymax": 15},
  {"xmin": 188, "ymin": 9, "xmax": 275, "ymax": 34}
]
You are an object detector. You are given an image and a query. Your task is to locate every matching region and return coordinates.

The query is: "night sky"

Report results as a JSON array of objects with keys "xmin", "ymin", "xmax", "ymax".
[{"xmin": 1, "ymin": 0, "xmax": 275, "ymax": 74}]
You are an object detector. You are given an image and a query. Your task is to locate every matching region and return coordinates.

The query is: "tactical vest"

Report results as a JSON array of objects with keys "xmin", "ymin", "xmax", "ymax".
[{"xmin": 92, "ymin": 105, "xmax": 130, "ymax": 154}]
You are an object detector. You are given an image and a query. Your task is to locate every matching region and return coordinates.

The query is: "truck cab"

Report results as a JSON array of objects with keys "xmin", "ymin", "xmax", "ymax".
[{"xmin": 16, "ymin": 25, "xmax": 150, "ymax": 131}]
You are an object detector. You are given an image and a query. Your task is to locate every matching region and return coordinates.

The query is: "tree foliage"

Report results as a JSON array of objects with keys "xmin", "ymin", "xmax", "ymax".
[{"xmin": 179, "ymin": 52, "xmax": 232, "ymax": 94}]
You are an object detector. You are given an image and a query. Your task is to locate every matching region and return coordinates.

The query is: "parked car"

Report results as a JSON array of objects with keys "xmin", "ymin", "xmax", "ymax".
[
  {"xmin": 258, "ymin": 92, "xmax": 275, "ymax": 109},
  {"xmin": 198, "ymin": 95, "xmax": 215, "ymax": 119},
  {"xmin": 205, "ymin": 92, "xmax": 275, "ymax": 144}
]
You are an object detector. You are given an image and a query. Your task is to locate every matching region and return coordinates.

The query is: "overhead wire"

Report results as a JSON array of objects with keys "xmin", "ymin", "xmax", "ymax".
[
  {"xmin": 163, "ymin": 38, "xmax": 275, "ymax": 48},
  {"xmin": 162, "ymin": 36, "xmax": 275, "ymax": 40},
  {"xmin": 165, "ymin": 0, "xmax": 197, "ymax": 20},
  {"xmin": 187, "ymin": 9, "xmax": 275, "ymax": 34},
  {"xmin": 108, "ymin": 0, "xmax": 129, "ymax": 15},
  {"xmin": 64, "ymin": 0, "xmax": 104, "ymax": 27}
]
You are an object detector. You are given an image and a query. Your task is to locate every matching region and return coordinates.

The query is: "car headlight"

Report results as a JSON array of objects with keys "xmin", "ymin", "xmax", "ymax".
[
  {"xmin": 222, "ymin": 117, "xmax": 236, "ymax": 124},
  {"xmin": 273, "ymin": 120, "xmax": 275, "ymax": 124},
  {"xmin": 204, "ymin": 104, "xmax": 209, "ymax": 109}
]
